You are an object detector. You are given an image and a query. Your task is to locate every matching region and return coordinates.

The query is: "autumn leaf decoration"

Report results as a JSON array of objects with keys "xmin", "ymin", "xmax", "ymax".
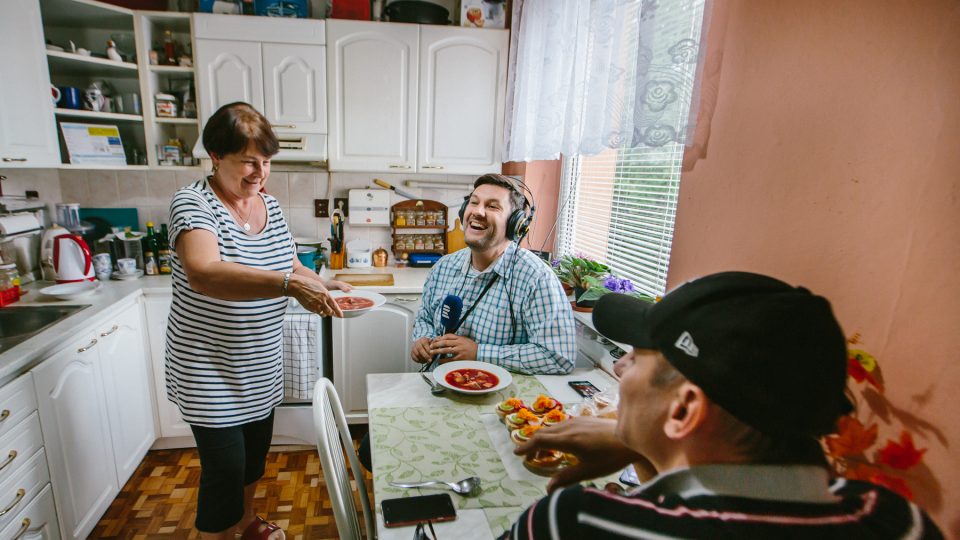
[{"xmin": 822, "ymin": 335, "xmax": 926, "ymax": 500}]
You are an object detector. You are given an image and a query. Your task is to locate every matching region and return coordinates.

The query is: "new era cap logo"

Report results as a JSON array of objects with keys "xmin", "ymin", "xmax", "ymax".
[{"xmin": 675, "ymin": 331, "xmax": 699, "ymax": 357}]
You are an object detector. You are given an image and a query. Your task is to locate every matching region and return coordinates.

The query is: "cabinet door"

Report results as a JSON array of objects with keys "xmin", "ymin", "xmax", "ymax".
[
  {"xmin": 262, "ymin": 43, "xmax": 326, "ymax": 134},
  {"xmin": 98, "ymin": 302, "xmax": 156, "ymax": 486},
  {"xmin": 332, "ymin": 295, "xmax": 421, "ymax": 417},
  {"xmin": 418, "ymin": 27, "xmax": 508, "ymax": 175},
  {"xmin": 33, "ymin": 334, "xmax": 118, "ymax": 540},
  {"xmin": 195, "ymin": 39, "xmax": 264, "ymax": 125},
  {"xmin": 0, "ymin": 0, "xmax": 60, "ymax": 167},
  {"xmin": 144, "ymin": 295, "xmax": 192, "ymax": 439},
  {"xmin": 327, "ymin": 20, "xmax": 418, "ymax": 172}
]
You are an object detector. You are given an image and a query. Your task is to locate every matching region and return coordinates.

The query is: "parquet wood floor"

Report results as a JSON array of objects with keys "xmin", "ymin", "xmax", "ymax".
[{"xmin": 89, "ymin": 446, "xmax": 372, "ymax": 540}]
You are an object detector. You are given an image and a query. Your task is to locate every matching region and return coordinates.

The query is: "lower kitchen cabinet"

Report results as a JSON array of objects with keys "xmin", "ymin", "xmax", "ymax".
[
  {"xmin": 0, "ymin": 484, "xmax": 59, "ymax": 540},
  {"xmin": 143, "ymin": 294, "xmax": 192, "ymax": 441},
  {"xmin": 332, "ymin": 293, "xmax": 422, "ymax": 420},
  {"xmin": 33, "ymin": 299, "xmax": 156, "ymax": 540}
]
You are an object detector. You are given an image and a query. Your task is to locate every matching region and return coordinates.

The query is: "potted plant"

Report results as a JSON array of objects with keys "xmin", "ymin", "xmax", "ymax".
[
  {"xmin": 550, "ymin": 254, "xmax": 610, "ymax": 298},
  {"xmin": 574, "ymin": 275, "xmax": 655, "ymax": 311}
]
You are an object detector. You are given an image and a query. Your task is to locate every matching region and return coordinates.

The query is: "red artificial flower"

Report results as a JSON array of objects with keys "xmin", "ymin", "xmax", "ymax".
[
  {"xmin": 867, "ymin": 471, "xmax": 914, "ymax": 501},
  {"xmin": 847, "ymin": 354, "xmax": 882, "ymax": 391},
  {"xmin": 877, "ymin": 431, "xmax": 926, "ymax": 470},
  {"xmin": 825, "ymin": 416, "xmax": 878, "ymax": 458}
]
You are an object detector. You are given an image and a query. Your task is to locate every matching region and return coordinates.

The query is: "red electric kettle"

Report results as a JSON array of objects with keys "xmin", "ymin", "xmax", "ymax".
[{"xmin": 53, "ymin": 234, "xmax": 95, "ymax": 283}]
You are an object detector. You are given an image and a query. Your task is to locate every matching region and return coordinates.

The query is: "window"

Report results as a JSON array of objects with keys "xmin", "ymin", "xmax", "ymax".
[{"xmin": 556, "ymin": 144, "xmax": 684, "ymax": 297}]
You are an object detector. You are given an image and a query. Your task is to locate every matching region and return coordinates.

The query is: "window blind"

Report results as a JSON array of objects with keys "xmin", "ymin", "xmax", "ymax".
[{"xmin": 556, "ymin": 144, "xmax": 684, "ymax": 296}]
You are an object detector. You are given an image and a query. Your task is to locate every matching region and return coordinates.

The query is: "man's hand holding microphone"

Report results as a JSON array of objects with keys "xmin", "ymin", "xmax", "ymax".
[{"xmin": 412, "ymin": 294, "xmax": 478, "ymax": 367}]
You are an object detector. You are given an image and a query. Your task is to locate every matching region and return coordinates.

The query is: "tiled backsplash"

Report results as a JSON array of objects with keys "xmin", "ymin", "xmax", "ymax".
[{"xmin": 2, "ymin": 167, "xmax": 476, "ymax": 262}]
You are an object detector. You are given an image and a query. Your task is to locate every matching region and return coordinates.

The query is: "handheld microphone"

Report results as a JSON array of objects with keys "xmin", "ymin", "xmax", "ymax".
[{"xmin": 425, "ymin": 294, "xmax": 462, "ymax": 371}]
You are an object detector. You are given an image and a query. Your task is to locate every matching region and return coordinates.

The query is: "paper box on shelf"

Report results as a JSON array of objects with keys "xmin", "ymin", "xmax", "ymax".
[{"xmin": 461, "ymin": 0, "xmax": 506, "ymax": 29}]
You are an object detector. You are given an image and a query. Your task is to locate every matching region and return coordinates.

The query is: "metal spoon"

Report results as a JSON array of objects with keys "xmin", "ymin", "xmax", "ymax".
[
  {"xmin": 421, "ymin": 372, "xmax": 445, "ymax": 396},
  {"xmin": 391, "ymin": 476, "xmax": 482, "ymax": 496}
]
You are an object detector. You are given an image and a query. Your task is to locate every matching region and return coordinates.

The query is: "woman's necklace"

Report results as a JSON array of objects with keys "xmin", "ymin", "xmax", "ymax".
[{"xmin": 212, "ymin": 177, "xmax": 256, "ymax": 231}]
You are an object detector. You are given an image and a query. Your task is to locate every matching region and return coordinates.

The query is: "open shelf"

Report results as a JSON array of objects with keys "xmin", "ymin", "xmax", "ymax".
[
  {"xmin": 155, "ymin": 117, "xmax": 197, "ymax": 125},
  {"xmin": 149, "ymin": 65, "xmax": 194, "ymax": 74},
  {"xmin": 46, "ymin": 51, "xmax": 138, "ymax": 78},
  {"xmin": 40, "ymin": 0, "xmax": 133, "ymax": 30},
  {"xmin": 55, "ymin": 108, "xmax": 143, "ymax": 122}
]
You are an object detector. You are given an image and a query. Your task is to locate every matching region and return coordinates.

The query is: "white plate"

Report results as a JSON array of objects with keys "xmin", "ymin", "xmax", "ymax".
[
  {"xmin": 434, "ymin": 361, "xmax": 513, "ymax": 395},
  {"xmin": 39, "ymin": 280, "xmax": 101, "ymax": 300},
  {"xmin": 328, "ymin": 289, "xmax": 386, "ymax": 318},
  {"xmin": 111, "ymin": 269, "xmax": 144, "ymax": 280}
]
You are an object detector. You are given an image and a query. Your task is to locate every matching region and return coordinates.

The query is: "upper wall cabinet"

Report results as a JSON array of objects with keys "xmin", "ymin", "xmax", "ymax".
[
  {"xmin": 327, "ymin": 20, "xmax": 507, "ymax": 174},
  {"xmin": 0, "ymin": 0, "xmax": 61, "ymax": 167},
  {"xmin": 193, "ymin": 13, "xmax": 327, "ymax": 161}
]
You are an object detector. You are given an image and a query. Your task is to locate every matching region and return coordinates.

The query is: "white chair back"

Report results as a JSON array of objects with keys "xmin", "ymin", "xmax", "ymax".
[{"xmin": 313, "ymin": 378, "xmax": 376, "ymax": 539}]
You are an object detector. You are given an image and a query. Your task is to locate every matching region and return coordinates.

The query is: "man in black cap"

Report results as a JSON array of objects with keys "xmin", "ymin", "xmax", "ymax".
[{"xmin": 506, "ymin": 271, "xmax": 942, "ymax": 539}]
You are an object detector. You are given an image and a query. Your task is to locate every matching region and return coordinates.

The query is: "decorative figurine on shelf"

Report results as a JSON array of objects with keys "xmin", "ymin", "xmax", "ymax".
[{"xmin": 106, "ymin": 40, "xmax": 122, "ymax": 62}]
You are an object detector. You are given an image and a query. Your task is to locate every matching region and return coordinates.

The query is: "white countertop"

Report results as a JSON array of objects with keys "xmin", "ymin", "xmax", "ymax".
[{"xmin": 0, "ymin": 266, "xmax": 430, "ymax": 385}]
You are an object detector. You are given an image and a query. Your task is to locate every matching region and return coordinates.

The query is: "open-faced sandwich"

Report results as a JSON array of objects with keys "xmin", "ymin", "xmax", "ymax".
[
  {"xmin": 505, "ymin": 408, "xmax": 541, "ymax": 431},
  {"xmin": 531, "ymin": 394, "xmax": 563, "ymax": 416},
  {"xmin": 495, "ymin": 397, "xmax": 526, "ymax": 421},
  {"xmin": 541, "ymin": 408, "xmax": 570, "ymax": 427},
  {"xmin": 522, "ymin": 449, "xmax": 568, "ymax": 476},
  {"xmin": 510, "ymin": 423, "xmax": 542, "ymax": 445}
]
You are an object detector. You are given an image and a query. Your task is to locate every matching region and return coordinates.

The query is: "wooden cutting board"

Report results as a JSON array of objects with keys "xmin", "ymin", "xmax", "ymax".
[
  {"xmin": 334, "ymin": 273, "xmax": 395, "ymax": 286},
  {"xmin": 446, "ymin": 218, "xmax": 466, "ymax": 253}
]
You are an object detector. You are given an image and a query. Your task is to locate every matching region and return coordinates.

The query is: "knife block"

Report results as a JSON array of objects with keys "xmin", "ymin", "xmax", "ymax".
[{"xmin": 329, "ymin": 250, "xmax": 344, "ymax": 270}]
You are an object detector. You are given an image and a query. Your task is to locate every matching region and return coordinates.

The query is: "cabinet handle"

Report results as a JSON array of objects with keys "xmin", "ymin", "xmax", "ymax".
[
  {"xmin": 0, "ymin": 489, "xmax": 25, "ymax": 517},
  {"xmin": 1, "ymin": 158, "xmax": 27, "ymax": 163},
  {"xmin": 12, "ymin": 518, "xmax": 30, "ymax": 540},
  {"xmin": 422, "ymin": 165, "xmax": 445, "ymax": 170},
  {"xmin": 271, "ymin": 124, "xmax": 296, "ymax": 129},
  {"xmin": 0, "ymin": 410, "xmax": 9, "ymax": 424},
  {"xmin": 388, "ymin": 164, "xmax": 411, "ymax": 169},
  {"xmin": 393, "ymin": 297, "xmax": 419, "ymax": 303},
  {"xmin": 77, "ymin": 339, "xmax": 98, "ymax": 353},
  {"xmin": 100, "ymin": 324, "xmax": 119, "ymax": 337},
  {"xmin": 0, "ymin": 451, "xmax": 16, "ymax": 472}
]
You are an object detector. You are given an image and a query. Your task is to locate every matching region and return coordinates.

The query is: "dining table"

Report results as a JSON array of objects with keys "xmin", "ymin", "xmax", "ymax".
[{"xmin": 367, "ymin": 366, "xmax": 621, "ymax": 539}]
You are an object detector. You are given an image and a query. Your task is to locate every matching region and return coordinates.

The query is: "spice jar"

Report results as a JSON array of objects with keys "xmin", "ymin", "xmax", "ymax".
[
  {"xmin": 0, "ymin": 263, "xmax": 21, "ymax": 307},
  {"xmin": 395, "ymin": 210, "xmax": 406, "ymax": 227}
]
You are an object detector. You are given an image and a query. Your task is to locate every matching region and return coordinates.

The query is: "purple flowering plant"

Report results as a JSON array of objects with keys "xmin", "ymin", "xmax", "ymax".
[
  {"xmin": 549, "ymin": 253, "xmax": 610, "ymax": 290},
  {"xmin": 578, "ymin": 274, "xmax": 654, "ymax": 303}
]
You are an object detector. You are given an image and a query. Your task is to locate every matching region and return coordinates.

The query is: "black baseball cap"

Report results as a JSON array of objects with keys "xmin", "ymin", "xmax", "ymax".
[{"xmin": 593, "ymin": 271, "xmax": 851, "ymax": 437}]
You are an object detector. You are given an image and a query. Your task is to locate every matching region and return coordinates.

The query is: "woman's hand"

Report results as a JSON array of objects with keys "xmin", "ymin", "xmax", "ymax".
[
  {"xmin": 288, "ymin": 275, "xmax": 343, "ymax": 318},
  {"xmin": 514, "ymin": 416, "xmax": 643, "ymax": 492},
  {"xmin": 324, "ymin": 279, "xmax": 353, "ymax": 292}
]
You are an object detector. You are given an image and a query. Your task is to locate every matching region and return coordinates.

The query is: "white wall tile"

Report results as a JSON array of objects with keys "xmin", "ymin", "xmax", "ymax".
[
  {"xmin": 285, "ymin": 207, "xmax": 320, "ymax": 238},
  {"xmin": 288, "ymin": 172, "xmax": 321, "ymax": 206},
  {"xmin": 146, "ymin": 170, "xmax": 178, "ymax": 203},
  {"xmin": 265, "ymin": 172, "xmax": 289, "ymax": 206},
  {"xmin": 176, "ymin": 169, "xmax": 203, "ymax": 188},
  {"xmin": 85, "ymin": 170, "xmax": 119, "ymax": 206},
  {"xmin": 0, "ymin": 168, "xmax": 62, "ymax": 202},
  {"xmin": 59, "ymin": 171, "xmax": 90, "ymax": 206},
  {"xmin": 116, "ymin": 170, "xmax": 150, "ymax": 207}
]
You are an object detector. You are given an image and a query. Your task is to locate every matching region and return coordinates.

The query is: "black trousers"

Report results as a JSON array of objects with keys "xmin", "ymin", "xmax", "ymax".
[
  {"xmin": 189, "ymin": 411, "xmax": 275, "ymax": 533},
  {"xmin": 358, "ymin": 432, "xmax": 372, "ymax": 471}
]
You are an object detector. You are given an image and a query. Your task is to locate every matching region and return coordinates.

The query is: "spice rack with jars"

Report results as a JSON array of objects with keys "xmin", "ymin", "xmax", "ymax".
[{"xmin": 391, "ymin": 200, "xmax": 448, "ymax": 262}]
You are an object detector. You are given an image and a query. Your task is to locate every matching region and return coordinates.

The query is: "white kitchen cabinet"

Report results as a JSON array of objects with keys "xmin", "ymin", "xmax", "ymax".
[
  {"xmin": 194, "ymin": 13, "xmax": 327, "ymax": 161},
  {"xmin": 33, "ymin": 330, "xmax": 118, "ymax": 540},
  {"xmin": 326, "ymin": 20, "xmax": 418, "ymax": 172},
  {"xmin": 195, "ymin": 39, "xmax": 265, "ymax": 122},
  {"xmin": 97, "ymin": 302, "xmax": 156, "ymax": 486},
  {"xmin": 332, "ymin": 294, "xmax": 422, "ymax": 420},
  {"xmin": 0, "ymin": 0, "xmax": 61, "ymax": 167},
  {"xmin": 0, "ymin": 484, "xmax": 60, "ymax": 540},
  {"xmin": 143, "ymin": 294, "xmax": 192, "ymax": 441},
  {"xmin": 418, "ymin": 26, "xmax": 508, "ymax": 175},
  {"xmin": 326, "ymin": 20, "xmax": 507, "ymax": 174}
]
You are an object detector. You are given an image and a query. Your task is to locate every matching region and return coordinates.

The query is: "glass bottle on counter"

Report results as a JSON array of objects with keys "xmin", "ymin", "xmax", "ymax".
[
  {"xmin": 157, "ymin": 223, "xmax": 172, "ymax": 274},
  {"xmin": 143, "ymin": 222, "xmax": 159, "ymax": 275}
]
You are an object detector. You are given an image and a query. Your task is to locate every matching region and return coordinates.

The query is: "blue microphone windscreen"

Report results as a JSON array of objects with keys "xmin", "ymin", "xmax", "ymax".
[{"xmin": 440, "ymin": 294, "xmax": 463, "ymax": 333}]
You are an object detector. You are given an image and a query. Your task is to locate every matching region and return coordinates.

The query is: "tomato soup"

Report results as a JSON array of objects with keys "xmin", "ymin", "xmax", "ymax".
[
  {"xmin": 335, "ymin": 296, "xmax": 375, "ymax": 310},
  {"xmin": 445, "ymin": 368, "xmax": 499, "ymax": 390}
]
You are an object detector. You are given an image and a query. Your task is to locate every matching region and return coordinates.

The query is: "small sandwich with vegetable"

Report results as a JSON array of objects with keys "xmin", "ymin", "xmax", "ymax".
[
  {"xmin": 495, "ymin": 397, "xmax": 526, "ymax": 421},
  {"xmin": 531, "ymin": 394, "xmax": 563, "ymax": 416}
]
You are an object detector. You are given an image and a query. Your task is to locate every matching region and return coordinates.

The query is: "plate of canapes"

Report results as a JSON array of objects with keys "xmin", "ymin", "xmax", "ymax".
[{"xmin": 495, "ymin": 394, "xmax": 576, "ymax": 476}]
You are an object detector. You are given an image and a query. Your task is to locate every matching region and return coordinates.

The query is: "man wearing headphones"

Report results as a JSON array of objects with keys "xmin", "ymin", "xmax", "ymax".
[{"xmin": 411, "ymin": 174, "xmax": 576, "ymax": 374}]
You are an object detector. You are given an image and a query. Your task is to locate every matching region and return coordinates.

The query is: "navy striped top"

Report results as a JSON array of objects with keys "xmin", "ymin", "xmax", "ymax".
[{"xmin": 165, "ymin": 178, "xmax": 293, "ymax": 428}]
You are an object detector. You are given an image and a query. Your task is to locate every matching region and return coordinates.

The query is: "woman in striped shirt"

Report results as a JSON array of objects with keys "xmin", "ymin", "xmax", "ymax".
[{"xmin": 166, "ymin": 102, "xmax": 350, "ymax": 540}]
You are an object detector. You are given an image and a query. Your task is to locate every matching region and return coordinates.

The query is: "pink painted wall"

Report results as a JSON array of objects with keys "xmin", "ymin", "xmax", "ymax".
[
  {"xmin": 668, "ymin": 0, "xmax": 960, "ymax": 533},
  {"xmin": 503, "ymin": 160, "xmax": 562, "ymax": 253}
]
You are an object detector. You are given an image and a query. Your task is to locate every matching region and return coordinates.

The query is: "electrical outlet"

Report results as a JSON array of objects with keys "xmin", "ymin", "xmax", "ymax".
[
  {"xmin": 334, "ymin": 198, "xmax": 349, "ymax": 217},
  {"xmin": 314, "ymin": 199, "xmax": 329, "ymax": 218}
]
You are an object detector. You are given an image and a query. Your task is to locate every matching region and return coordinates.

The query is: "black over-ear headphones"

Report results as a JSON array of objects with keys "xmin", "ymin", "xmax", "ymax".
[{"xmin": 458, "ymin": 174, "xmax": 536, "ymax": 242}]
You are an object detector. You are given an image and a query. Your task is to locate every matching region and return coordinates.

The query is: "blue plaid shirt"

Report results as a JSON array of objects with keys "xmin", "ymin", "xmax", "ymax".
[{"xmin": 413, "ymin": 243, "xmax": 576, "ymax": 375}]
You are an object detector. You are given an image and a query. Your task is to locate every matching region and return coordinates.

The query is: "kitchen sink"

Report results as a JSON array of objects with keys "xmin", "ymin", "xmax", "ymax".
[{"xmin": 0, "ymin": 305, "xmax": 90, "ymax": 353}]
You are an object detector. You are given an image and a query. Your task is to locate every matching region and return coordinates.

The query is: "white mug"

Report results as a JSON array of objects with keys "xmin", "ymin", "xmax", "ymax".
[{"xmin": 117, "ymin": 258, "xmax": 136, "ymax": 274}]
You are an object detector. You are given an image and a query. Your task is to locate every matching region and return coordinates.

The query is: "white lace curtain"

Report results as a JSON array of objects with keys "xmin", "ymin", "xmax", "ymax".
[{"xmin": 503, "ymin": 0, "xmax": 709, "ymax": 162}]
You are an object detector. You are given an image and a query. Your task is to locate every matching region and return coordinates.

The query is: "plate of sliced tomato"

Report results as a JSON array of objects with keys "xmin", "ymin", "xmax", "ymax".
[{"xmin": 328, "ymin": 290, "xmax": 386, "ymax": 318}]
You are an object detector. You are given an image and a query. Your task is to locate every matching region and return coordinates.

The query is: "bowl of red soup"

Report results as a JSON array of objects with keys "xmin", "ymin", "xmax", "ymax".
[
  {"xmin": 328, "ymin": 290, "xmax": 386, "ymax": 318},
  {"xmin": 433, "ymin": 361, "xmax": 512, "ymax": 394}
]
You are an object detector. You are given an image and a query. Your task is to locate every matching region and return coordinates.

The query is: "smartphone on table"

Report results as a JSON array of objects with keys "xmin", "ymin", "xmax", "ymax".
[
  {"xmin": 568, "ymin": 380, "xmax": 601, "ymax": 398},
  {"xmin": 381, "ymin": 493, "xmax": 457, "ymax": 528}
]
